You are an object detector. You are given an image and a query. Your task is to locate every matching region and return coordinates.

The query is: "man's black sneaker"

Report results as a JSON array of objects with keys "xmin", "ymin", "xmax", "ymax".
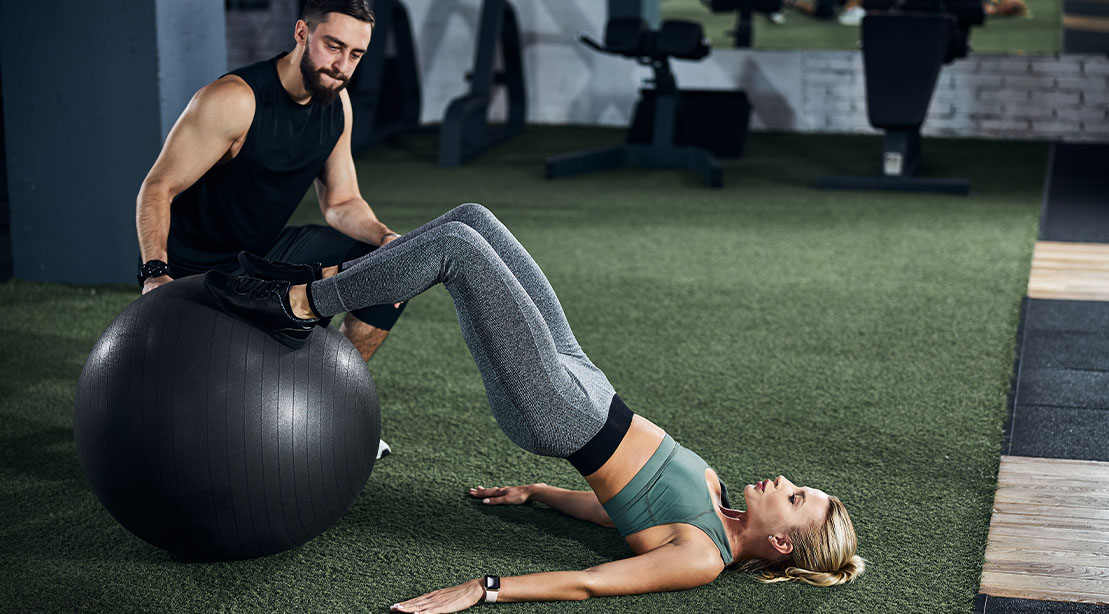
[
  {"xmin": 204, "ymin": 271, "xmax": 320, "ymax": 349},
  {"xmin": 238, "ymin": 251, "xmax": 321, "ymax": 285}
]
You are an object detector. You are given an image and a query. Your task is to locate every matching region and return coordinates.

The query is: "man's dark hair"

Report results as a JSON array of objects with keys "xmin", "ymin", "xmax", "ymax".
[{"xmin": 300, "ymin": 0, "xmax": 375, "ymax": 28}]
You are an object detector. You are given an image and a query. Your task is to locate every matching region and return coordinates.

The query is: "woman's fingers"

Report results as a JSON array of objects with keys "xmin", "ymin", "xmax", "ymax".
[
  {"xmin": 392, "ymin": 591, "xmax": 437, "ymax": 611},
  {"xmin": 467, "ymin": 486, "xmax": 506, "ymax": 498}
]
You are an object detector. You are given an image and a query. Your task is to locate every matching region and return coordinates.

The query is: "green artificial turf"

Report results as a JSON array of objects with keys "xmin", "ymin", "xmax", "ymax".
[
  {"xmin": 0, "ymin": 128, "xmax": 1047, "ymax": 613},
  {"xmin": 661, "ymin": 0, "xmax": 1060, "ymax": 54}
]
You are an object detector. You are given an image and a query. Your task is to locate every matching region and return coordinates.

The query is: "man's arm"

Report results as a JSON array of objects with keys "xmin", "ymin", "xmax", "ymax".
[
  {"xmin": 313, "ymin": 89, "xmax": 398, "ymax": 247},
  {"xmin": 390, "ymin": 541, "xmax": 723, "ymax": 613},
  {"xmin": 469, "ymin": 485, "xmax": 615, "ymax": 528},
  {"xmin": 135, "ymin": 76, "xmax": 254, "ymax": 293}
]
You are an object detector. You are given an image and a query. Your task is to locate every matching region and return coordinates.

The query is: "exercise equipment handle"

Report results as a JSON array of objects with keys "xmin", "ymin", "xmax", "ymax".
[{"xmin": 579, "ymin": 33, "xmax": 606, "ymax": 53}]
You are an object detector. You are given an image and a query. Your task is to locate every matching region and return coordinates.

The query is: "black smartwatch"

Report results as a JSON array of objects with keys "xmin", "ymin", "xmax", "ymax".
[
  {"xmin": 138, "ymin": 259, "xmax": 172, "ymax": 284},
  {"xmin": 482, "ymin": 575, "xmax": 500, "ymax": 603}
]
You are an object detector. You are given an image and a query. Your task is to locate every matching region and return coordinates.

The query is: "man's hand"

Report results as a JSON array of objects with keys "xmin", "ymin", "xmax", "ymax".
[
  {"xmin": 142, "ymin": 275, "xmax": 174, "ymax": 295},
  {"xmin": 468, "ymin": 485, "xmax": 537, "ymax": 506},
  {"xmin": 390, "ymin": 578, "xmax": 484, "ymax": 614}
]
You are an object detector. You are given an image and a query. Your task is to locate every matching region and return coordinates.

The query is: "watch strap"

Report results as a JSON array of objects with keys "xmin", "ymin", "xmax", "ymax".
[{"xmin": 138, "ymin": 259, "xmax": 171, "ymax": 283}]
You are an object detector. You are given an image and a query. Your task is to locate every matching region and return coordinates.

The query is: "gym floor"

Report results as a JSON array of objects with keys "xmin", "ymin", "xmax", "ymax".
[
  {"xmin": 975, "ymin": 144, "xmax": 1109, "ymax": 612},
  {"xmin": 0, "ymin": 128, "xmax": 1057, "ymax": 612}
]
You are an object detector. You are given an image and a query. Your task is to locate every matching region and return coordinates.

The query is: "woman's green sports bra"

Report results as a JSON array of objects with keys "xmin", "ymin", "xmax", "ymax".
[{"xmin": 601, "ymin": 434, "xmax": 733, "ymax": 565}]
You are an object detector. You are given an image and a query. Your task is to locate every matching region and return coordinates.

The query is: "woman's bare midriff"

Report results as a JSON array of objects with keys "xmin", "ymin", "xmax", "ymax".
[
  {"xmin": 584, "ymin": 415, "xmax": 667, "ymax": 504},
  {"xmin": 583, "ymin": 419, "xmax": 733, "ymax": 560}
]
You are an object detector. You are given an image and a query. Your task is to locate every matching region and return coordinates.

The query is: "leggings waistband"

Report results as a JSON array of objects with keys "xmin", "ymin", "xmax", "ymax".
[{"xmin": 566, "ymin": 394, "xmax": 634, "ymax": 476}]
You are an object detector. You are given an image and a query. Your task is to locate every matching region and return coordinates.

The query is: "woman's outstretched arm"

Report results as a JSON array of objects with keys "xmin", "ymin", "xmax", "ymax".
[
  {"xmin": 469, "ymin": 485, "xmax": 614, "ymax": 528},
  {"xmin": 389, "ymin": 542, "xmax": 723, "ymax": 614}
]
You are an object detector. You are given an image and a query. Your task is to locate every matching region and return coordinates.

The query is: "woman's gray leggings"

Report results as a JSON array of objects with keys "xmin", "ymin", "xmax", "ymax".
[{"xmin": 308, "ymin": 204, "xmax": 617, "ymax": 459}]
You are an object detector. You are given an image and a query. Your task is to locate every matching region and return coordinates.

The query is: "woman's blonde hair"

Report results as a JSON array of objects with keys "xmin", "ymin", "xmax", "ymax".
[{"xmin": 736, "ymin": 495, "xmax": 865, "ymax": 587}]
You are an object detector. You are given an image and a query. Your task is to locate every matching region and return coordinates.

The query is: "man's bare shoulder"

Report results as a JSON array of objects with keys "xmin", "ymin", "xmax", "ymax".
[
  {"xmin": 188, "ymin": 75, "xmax": 255, "ymax": 135},
  {"xmin": 339, "ymin": 88, "xmax": 353, "ymax": 117}
]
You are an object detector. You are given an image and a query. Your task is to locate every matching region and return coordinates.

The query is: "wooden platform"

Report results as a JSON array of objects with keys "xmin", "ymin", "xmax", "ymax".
[
  {"xmin": 980, "ymin": 455, "xmax": 1109, "ymax": 604},
  {"xmin": 1028, "ymin": 241, "xmax": 1109, "ymax": 302}
]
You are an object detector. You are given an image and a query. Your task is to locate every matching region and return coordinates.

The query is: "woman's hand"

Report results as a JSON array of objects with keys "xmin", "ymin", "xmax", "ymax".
[
  {"xmin": 390, "ymin": 579, "xmax": 484, "ymax": 614},
  {"xmin": 468, "ymin": 484, "xmax": 540, "ymax": 505}
]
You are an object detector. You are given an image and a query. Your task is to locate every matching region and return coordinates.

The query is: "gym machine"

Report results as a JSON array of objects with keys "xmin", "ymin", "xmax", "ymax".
[
  {"xmin": 814, "ymin": 0, "xmax": 985, "ymax": 193},
  {"xmin": 546, "ymin": 18, "xmax": 740, "ymax": 188},
  {"xmin": 438, "ymin": 0, "xmax": 527, "ymax": 166}
]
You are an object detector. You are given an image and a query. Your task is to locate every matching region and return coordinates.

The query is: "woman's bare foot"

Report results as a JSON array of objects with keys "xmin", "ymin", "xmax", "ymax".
[{"xmin": 288, "ymin": 284, "xmax": 318, "ymax": 320}]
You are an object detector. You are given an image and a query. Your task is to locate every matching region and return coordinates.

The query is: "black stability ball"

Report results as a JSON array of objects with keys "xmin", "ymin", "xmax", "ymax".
[{"xmin": 74, "ymin": 275, "xmax": 380, "ymax": 561}]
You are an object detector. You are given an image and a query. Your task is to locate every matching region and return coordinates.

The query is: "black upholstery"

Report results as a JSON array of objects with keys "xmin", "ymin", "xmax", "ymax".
[
  {"xmin": 813, "ymin": 0, "xmax": 982, "ymax": 192},
  {"xmin": 604, "ymin": 18, "xmax": 649, "ymax": 55},
  {"xmin": 601, "ymin": 18, "xmax": 709, "ymax": 60},
  {"xmin": 863, "ymin": 14, "xmax": 953, "ymax": 128},
  {"xmin": 657, "ymin": 20, "xmax": 711, "ymax": 59}
]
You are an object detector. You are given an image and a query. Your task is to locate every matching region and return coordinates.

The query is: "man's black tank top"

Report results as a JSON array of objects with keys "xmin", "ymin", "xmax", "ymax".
[{"xmin": 167, "ymin": 52, "xmax": 344, "ymax": 273}]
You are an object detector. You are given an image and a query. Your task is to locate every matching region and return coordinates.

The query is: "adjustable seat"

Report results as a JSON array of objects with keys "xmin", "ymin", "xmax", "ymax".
[{"xmin": 545, "ymin": 18, "xmax": 725, "ymax": 188}]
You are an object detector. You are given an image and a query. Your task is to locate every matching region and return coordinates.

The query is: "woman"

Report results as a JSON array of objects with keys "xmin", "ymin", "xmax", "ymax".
[{"xmin": 205, "ymin": 203, "xmax": 864, "ymax": 612}]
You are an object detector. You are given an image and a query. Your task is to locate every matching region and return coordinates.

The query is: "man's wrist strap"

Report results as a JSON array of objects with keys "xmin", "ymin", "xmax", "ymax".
[{"xmin": 138, "ymin": 259, "xmax": 171, "ymax": 284}]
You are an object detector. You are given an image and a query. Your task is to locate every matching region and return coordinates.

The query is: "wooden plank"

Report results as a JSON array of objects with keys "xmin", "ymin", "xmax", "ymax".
[
  {"xmin": 986, "ymin": 534, "xmax": 1109, "ymax": 556},
  {"xmin": 1029, "ymin": 242, "xmax": 1109, "ymax": 301},
  {"xmin": 980, "ymin": 570, "xmax": 1109, "ymax": 598},
  {"xmin": 1034, "ymin": 241, "xmax": 1109, "ymax": 255},
  {"xmin": 1000, "ymin": 456, "xmax": 1109, "ymax": 478},
  {"xmin": 991, "ymin": 501, "xmax": 1109, "ymax": 522},
  {"xmin": 981, "ymin": 456, "xmax": 1109, "ymax": 602},
  {"xmin": 988, "ymin": 512, "xmax": 1109, "ymax": 532},
  {"xmin": 987, "ymin": 523, "xmax": 1109, "ymax": 544},
  {"xmin": 994, "ymin": 481, "xmax": 1109, "ymax": 494},
  {"xmin": 986, "ymin": 544, "xmax": 1109, "ymax": 568},
  {"xmin": 992, "ymin": 492, "xmax": 1109, "ymax": 510},
  {"xmin": 983, "ymin": 560, "xmax": 1109, "ymax": 581},
  {"xmin": 997, "ymin": 472, "xmax": 1109, "ymax": 486},
  {"xmin": 1027, "ymin": 287, "xmax": 1109, "ymax": 301},
  {"xmin": 1002, "ymin": 455, "xmax": 1109, "ymax": 469},
  {"xmin": 1064, "ymin": 14, "xmax": 1109, "ymax": 32},
  {"xmin": 982, "ymin": 584, "xmax": 1109, "ymax": 604}
]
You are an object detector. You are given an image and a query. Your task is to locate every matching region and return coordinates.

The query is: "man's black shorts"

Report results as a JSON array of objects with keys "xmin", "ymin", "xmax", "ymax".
[{"xmin": 170, "ymin": 225, "xmax": 406, "ymax": 330}]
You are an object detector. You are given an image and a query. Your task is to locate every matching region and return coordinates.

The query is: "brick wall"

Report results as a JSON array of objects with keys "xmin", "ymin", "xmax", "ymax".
[{"xmin": 799, "ymin": 51, "xmax": 1109, "ymax": 142}]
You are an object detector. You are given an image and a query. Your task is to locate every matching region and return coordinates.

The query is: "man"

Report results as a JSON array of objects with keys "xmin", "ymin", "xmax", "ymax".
[{"xmin": 135, "ymin": 0, "xmax": 400, "ymax": 458}]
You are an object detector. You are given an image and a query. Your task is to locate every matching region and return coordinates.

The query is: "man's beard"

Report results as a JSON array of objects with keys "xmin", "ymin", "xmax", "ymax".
[{"xmin": 299, "ymin": 51, "xmax": 348, "ymax": 107}]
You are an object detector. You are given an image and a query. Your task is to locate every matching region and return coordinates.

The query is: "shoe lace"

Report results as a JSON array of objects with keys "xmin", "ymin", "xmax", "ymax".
[{"xmin": 231, "ymin": 276, "xmax": 284, "ymax": 300}]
